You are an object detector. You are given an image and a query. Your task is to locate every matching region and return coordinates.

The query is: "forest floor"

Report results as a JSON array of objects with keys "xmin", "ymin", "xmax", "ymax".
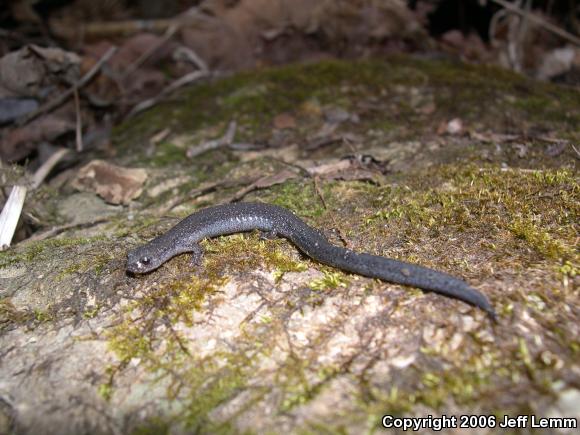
[{"xmin": 0, "ymin": 56, "xmax": 578, "ymax": 435}]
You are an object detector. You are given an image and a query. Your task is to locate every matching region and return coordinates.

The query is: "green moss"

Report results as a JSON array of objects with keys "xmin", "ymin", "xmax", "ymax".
[
  {"xmin": 33, "ymin": 308, "xmax": 53, "ymax": 322},
  {"xmin": 357, "ymin": 165, "xmax": 578, "ymax": 271},
  {"xmin": 97, "ymin": 58, "xmax": 580, "ymax": 433},
  {"xmin": 83, "ymin": 304, "xmax": 101, "ymax": 319},
  {"xmin": 0, "ymin": 298, "xmax": 32, "ymax": 330},
  {"xmin": 56, "ymin": 258, "xmax": 92, "ymax": 280},
  {"xmin": 308, "ymin": 270, "xmax": 349, "ymax": 292},
  {"xmin": 204, "ymin": 232, "xmax": 308, "ymax": 278},
  {"xmin": 279, "ymin": 364, "xmax": 343, "ymax": 414},
  {"xmin": 0, "ymin": 236, "xmax": 105, "ymax": 268},
  {"xmin": 104, "ymin": 156, "xmax": 578, "ymax": 429},
  {"xmin": 131, "ymin": 418, "xmax": 171, "ymax": 435},
  {"xmin": 509, "ymin": 217, "xmax": 570, "ymax": 260},
  {"xmin": 262, "ymin": 181, "xmax": 325, "ymax": 218},
  {"xmin": 148, "ymin": 141, "xmax": 188, "ymax": 167},
  {"xmin": 181, "ymin": 364, "xmax": 247, "ymax": 433},
  {"xmin": 98, "ymin": 383, "xmax": 113, "ymax": 401},
  {"xmin": 104, "ymin": 218, "xmax": 338, "ymax": 431},
  {"xmin": 114, "ymin": 57, "xmax": 579, "ymax": 174},
  {"xmin": 108, "ymin": 322, "xmax": 153, "ymax": 363}
]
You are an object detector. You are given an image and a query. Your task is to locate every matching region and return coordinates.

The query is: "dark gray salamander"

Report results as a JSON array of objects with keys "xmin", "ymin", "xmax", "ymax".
[{"xmin": 126, "ymin": 202, "xmax": 495, "ymax": 318}]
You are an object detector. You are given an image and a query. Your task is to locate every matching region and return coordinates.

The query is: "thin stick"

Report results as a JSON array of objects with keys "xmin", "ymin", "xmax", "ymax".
[
  {"xmin": 173, "ymin": 46, "xmax": 208, "ymax": 72},
  {"xmin": 128, "ymin": 70, "xmax": 209, "ymax": 117},
  {"xmin": 24, "ymin": 217, "xmax": 108, "ymax": 243},
  {"xmin": 73, "ymin": 88, "xmax": 84, "ymax": 152},
  {"xmin": 0, "ymin": 186, "xmax": 27, "ymax": 249},
  {"xmin": 31, "ymin": 148, "xmax": 69, "ymax": 189},
  {"xmin": 158, "ymin": 177, "xmax": 255, "ymax": 214},
  {"xmin": 490, "ymin": 0, "xmax": 580, "ymax": 46},
  {"xmin": 122, "ymin": 24, "xmax": 180, "ymax": 80},
  {"xmin": 16, "ymin": 46, "xmax": 118, "ymax": 126},
  {"xmin": 186, "ymin": 120, "xmax": 236, "ymax": 158}
]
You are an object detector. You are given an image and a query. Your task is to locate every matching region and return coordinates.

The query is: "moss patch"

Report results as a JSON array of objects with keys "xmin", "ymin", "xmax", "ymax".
[
  {"xmin": 115, "ymin": 57, "xmax": 579, "ymax": 172},
  {"xmin": 104, "ymin": 161, "xmax": 579, "ymax": 432}
]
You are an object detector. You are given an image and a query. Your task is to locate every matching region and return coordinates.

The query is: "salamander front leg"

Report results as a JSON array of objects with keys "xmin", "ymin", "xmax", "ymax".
[{"xmin": 190, "ymin": 244, "xmax": 204, "ymax": 268}]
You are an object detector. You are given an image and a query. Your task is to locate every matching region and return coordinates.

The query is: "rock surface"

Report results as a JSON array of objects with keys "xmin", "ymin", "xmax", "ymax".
[{"xmin": 0, "ymin": 58, "xmax": 578, "ymax": 434}]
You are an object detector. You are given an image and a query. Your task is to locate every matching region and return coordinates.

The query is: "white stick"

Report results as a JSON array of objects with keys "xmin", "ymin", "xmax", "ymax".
[
  {"xmin": 0, "ymin": 186, "xmax": 27, "ymax": 250},
  {"xmin": 31, "ymin": 148, "xmax": 69, "ymax": 189}
]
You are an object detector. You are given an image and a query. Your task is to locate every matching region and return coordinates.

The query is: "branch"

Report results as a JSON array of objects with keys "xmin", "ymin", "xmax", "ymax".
[
  {"xmin": 16, "ymin": 46, "xmax": 118, "ymax": 126},
  {"xmin": 490, "ymin": 0, "xmax": 580, "ymax": 46}
]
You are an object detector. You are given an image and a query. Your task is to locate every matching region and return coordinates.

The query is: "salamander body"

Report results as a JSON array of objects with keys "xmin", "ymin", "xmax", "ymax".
[{"xmin": 126, "ymin": 202, "xmax": 495, "ymax": 317}]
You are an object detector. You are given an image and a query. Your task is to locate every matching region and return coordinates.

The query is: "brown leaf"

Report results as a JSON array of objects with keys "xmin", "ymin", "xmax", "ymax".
[
  {"xmin": 0, "ymin": 45, "xmax": 80, "ymax": 99},
  {"xmin": 71, "ymin": 160, "xmax": 147, "ymax": 205},
  {"xmin": 417, "ymin": 101, "xmax": 436, "ymax": 115},
  {"xmin": 306, "ymin": 157, "xmax": 383, "ymax": 184},
  {"xmin": 273, "ymin": 112, "xmax": 296, "ymax": 129},
  {"xmin": 0, "ymin": 115, "xmax": 75, "ymax": 162},
  {"xmin": 181, "ymin": 0, "xmax": 423, "ymax": 69}
]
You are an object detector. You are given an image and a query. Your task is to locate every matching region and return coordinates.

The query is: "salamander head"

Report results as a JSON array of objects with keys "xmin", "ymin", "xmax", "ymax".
[{"xmin": 126, "ymin": 244, "xmax": 167, "ymax": 274}]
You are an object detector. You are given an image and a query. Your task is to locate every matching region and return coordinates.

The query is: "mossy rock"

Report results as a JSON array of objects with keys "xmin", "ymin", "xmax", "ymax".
[{"xmin": 0, "ymin": 57, "xmax": 578, "ymax": 435}]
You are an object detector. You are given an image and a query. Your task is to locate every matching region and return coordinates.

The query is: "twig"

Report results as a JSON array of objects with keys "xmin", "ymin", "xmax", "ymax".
[
  {"xmin": 31, "ymin": 148, "xmax": 69, "ymax": 189},
  {"xmin": 73, "ymin": 88, "xmax": 84, "ymax": 152},
  {"xmin": 128, "ymin": 69, "xmax": 209, "ymax": 117},
  {"xmin": 157, "ymin": 177, "xmax": 255, "ymax": 214},
  {"xmin": 24, "ymin": 217, "xmax": 109, "ymax": 243},
  {"xmin": 173, "ymin": 46, "xmax": 209, "ymax": 72},
  {"xmin": 490, "ymin": 0, "xmax": 580, "ymax": 46},
  {"xmin": 186, "ymin": 120, "xmax": 236, "ymax": 158},
  {"xmin": 229, "ymin": 170, "xmax": 298, "ymax": 202},
  {"xmin": 16, "ymin": 46, "xmax": 118, "ymax": 126},
  {"xmin": 122, "ymin": 24, "xmax": 180, "ymax": 80},
  {"xmin": 512, "ymin": 0, "xmax": 532, "ymax": 72},
  {"xmin": 0, "ymin": 186, "xmax": 27, "ymax": 250}
]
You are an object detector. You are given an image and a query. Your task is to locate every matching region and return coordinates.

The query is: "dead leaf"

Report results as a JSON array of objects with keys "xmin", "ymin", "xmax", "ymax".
[
  {"xmin": 324, "ymin": 107, "xmax": 351, "ymax": 124},
  {"xmin": 417, "ymin": 101, "xmax": 436, "ymax": 115},
  {"xmin": 440, "ymin": 30, "xmax": 491, "ymax": 62},
  {"xmin": 181, "ymin": 0, "xmax": 423, "ymax": 69},
  {"xmin": 71, "ymin": 160, "xmax": 147, "ymax": 205},
  {"xmin": 298, "ymin": 99, "xmax": 323, "ymax": 118},
  {"xmin": 307, "ymin": 160, "xmax": 352, "ymax": 176},
  {"xmin": 0, "ymin": 45, "xmax": 80, "ymax": 99},
  {"xmin": 273, "ymin": 112, "xmax": 296, "ymax": 129},
  {"xmin": 114, "ymin": 33, "xmax": 174, "ymax": 72},
  {"xmin": 0, "ymin": 98, "xmax": 38, "ymax": 124},
  {"xmin": 0, "ymin": 115, "xmax": 75, "ymax": 162},
  {"xmin": 306, "ymin": 157, "xmax": 383, "ymax": 184},
  {"xmin": 536, "ymin": 45, "xmax": 578, "ymax": 81}
]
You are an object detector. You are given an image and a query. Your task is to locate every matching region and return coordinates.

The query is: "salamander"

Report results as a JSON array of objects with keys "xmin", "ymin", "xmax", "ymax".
[{"xmin": 126, "ymin": 202, "xmax": 495, "ymax": 318}]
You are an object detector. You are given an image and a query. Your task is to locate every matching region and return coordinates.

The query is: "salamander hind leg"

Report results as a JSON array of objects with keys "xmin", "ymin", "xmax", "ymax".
[{"xmin": 258, "ymin": 230, "xmax": 278, "ymax": 240}]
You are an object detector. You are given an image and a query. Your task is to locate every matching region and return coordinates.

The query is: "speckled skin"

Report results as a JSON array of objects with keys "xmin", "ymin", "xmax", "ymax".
[{"xmin": 127, "ymin": 202, "xmax": 495, "ymax": 317}]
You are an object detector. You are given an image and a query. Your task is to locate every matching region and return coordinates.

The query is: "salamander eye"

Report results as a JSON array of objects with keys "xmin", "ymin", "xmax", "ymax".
[{"xmin": 141, "ymin": 256, "xmax": 151, "ymax": 265}]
